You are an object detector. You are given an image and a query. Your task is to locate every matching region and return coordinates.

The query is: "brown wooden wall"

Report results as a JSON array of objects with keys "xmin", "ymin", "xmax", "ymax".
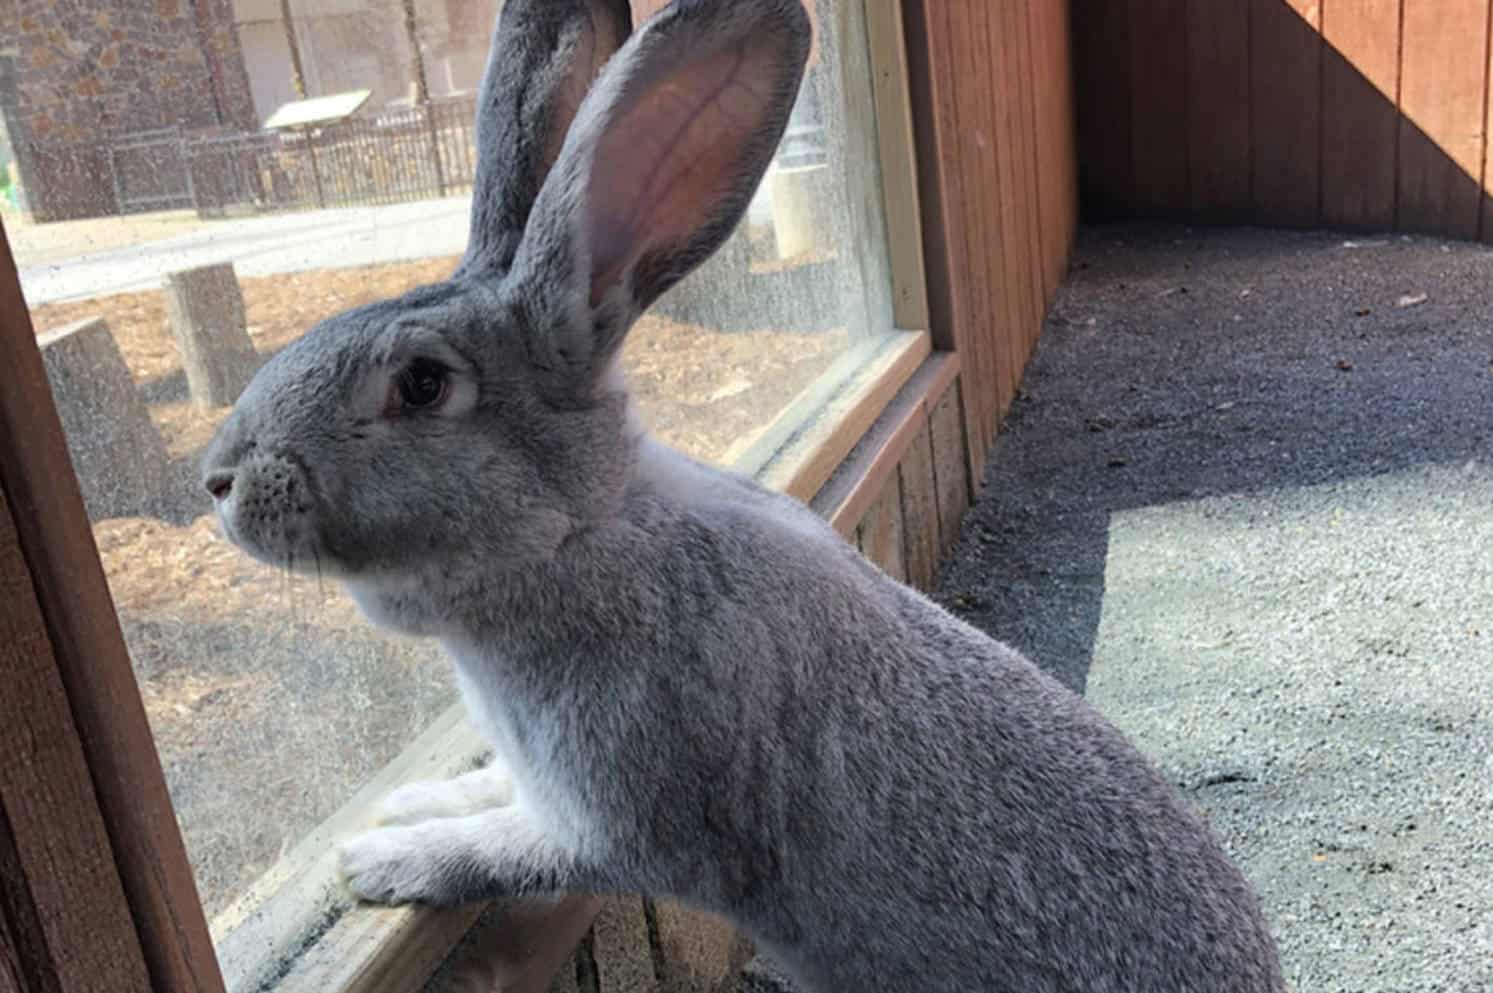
[
  {"xmin": 1074, "ymin": 0, "xmax": 1493, "ymax": 241},
  {"xmin": 849, "ymin": 374, "xmax": 971, "ymax": 589},
  {"xmin": 805, "ymin": 354, "xmax": 974, "ymax": 588},
  {"xmin": 904, "ymin": 0, "xmax": 1080, "ymax": 485}
]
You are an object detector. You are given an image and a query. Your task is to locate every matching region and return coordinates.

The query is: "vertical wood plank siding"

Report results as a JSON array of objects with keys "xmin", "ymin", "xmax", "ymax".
[
  {"xmin": 1129, "ymin": 0, "xmax": 1190, "ymax": 215},
  {"xmin": 1075, "ymin": 0, "xmax": 1493, "ymax": 241},
  {"xmin": 1396, "ymin": 0, "xmax": 1489, "ymax": 239},
  {"xmin": 1186, "ymin": 0, "xmax": 1252, "ymax": 217},
  {"xmin": 904, "ymin": 0, "xmax": 1080, "ymax": 484},
  {"xmin": 1032, "ymin": 0, "xmax": 1081, "ymax": 301},
  {"xmin": 1320, "ymin": 0, "xmax": 1402, "ymax": 229}
]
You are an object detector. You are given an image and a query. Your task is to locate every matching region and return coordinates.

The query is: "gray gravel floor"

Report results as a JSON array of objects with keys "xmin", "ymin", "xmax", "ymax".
[{"xmin": 934, "ymin": 224, "xmax": 1493, "ymax": 993}]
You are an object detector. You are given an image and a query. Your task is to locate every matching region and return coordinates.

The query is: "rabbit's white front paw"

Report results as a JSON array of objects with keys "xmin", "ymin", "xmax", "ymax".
[
  {"xmin": 343, "ymin": 798, "xmax": 586, "ymax": 906},
  {"xmin": 339, "ymin": 824, "xmax": 467, "ymax": 906},
  {"xmin": 377, "ymin": 766, "xmax": 515, "ymax": 826}
]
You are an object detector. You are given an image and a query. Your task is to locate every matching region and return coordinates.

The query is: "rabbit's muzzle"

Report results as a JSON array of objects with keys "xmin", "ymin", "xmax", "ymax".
[{"xmin": 206, "ymin": 451, "xmax": 317, "ymax": 571}]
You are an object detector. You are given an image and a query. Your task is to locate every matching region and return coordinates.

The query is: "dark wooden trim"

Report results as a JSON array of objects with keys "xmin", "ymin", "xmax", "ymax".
[
  {"xmin": 1071, "ymin": 0, "xmax": 1136, "ymax": 219},
  {"xmin": 817, "ymin": 352, "xmax": 960, "ymax": 537},
  {"xmin": 904, "ymin": 0, "xmax": 992, "ymax": 484},
  {"xmin": 0, "ymin": 223, "xmax": 227, "ymax": 993},
  {"xmin": 0, "ymin": 475, "xmax": 153, "ymax": 993},
  {"xmin": 902, "ymin": 0, "xmax": 959, "ymax": 362},
  {"xmin": 902, "ymin": 0, "xmax": 1078, "ymax": 490}
]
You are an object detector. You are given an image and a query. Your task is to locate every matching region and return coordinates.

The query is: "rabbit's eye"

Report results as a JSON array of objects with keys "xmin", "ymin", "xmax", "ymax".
[{"xmin": 395, "ymin": 359, "xmax": 449, "ymax": 411}]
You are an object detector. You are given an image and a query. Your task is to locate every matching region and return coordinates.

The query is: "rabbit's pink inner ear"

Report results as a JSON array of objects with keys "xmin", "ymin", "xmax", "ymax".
[
  {"xmin": 543, "ymin": 14, "xmax": 630, "ymax": 184},
  {"xmin": 584, "ymin": 38, "xmax": 781, "ymax": 307}
]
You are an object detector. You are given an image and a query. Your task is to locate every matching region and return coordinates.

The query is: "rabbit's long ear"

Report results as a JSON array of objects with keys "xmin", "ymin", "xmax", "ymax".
[
  {"xmin": 510, "ymin": 0, "xmax": 811, "ymax": 395},
  {"xmin": 458, "ymin": 0, "xmax": 633, "ymax": 277}
]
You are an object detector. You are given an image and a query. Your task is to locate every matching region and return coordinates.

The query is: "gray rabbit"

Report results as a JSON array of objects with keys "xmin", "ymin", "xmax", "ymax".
[{"xmin": 202, "ymin": 0, "xmax": 1285, "ymax": 990}]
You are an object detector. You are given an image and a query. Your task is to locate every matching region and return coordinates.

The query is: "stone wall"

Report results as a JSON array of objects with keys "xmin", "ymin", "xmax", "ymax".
[
  {"xmin": 194, "ymin": 0, "xmax": 260, "ymax": 133},
  {"xmin": 3, "ymin": 0, "xmax": 255, "ymax": 220}
]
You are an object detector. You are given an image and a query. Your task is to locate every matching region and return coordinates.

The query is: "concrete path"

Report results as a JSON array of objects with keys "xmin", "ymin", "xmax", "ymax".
[
  {"xmin": 936, "ymin": 224, "xmax": 1493, "ymax": 992},
  {"xmin": 17, "ymin": 196, "xmax": 473, "ymax": 305}
]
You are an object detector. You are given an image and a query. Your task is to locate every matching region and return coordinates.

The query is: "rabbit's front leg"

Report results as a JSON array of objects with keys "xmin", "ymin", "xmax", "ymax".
[
  {"xmin": 339, "ymin": 804, "xmax": 601, "ymax": 907},
  {"xmin": 376, "ymin": 763, "xmax": 515, "ymax": 826}
]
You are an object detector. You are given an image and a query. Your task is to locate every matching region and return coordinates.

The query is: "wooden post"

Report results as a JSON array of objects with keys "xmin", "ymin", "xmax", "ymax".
[
  {"xmin": 37, "ymin": 316, "xmax": 171, "ymax": 522},
  {"xmin": 162, "ymin": 262, "xmax": 261, "ymax": 410}
]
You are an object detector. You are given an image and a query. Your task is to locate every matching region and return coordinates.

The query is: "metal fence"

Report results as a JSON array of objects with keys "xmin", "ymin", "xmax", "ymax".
[
  {"xmin": 61, "ymin": 88, "xmax": 824, "ymax": 222},
  {"xmin": 110, "ymin": 129, "xmax": 196, "ymax": 213},
  {"xmin": 103, "ymin": 95, "xmax": 480, "ymax": 218}
]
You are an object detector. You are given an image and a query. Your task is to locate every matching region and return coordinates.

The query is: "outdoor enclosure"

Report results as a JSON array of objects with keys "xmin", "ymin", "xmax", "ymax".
[
  {"xmin": 1074, "ymin": 0, "xmax": 1493, "ymax": 240},
  {"xmin": 7, "ymin": 0, "xmax": 1489, "ymax": 990}
]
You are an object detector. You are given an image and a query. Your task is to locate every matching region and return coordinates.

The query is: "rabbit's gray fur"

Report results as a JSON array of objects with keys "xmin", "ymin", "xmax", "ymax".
[{"xmin": 203, "ymin": 1, "xmax": 1285, "ymax": 990}]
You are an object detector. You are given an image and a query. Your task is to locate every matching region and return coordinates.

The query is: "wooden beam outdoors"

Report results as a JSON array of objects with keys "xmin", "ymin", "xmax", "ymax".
[
  {"xmin": 0, "ymin": 225, "xmax": 227, "ymax": 993},
  {"xmin": 0, "ymin": 485, "xmax": 154, "ymax": 993}
]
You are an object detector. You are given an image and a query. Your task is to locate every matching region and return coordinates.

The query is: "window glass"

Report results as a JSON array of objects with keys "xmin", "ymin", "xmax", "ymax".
[{"xmin": 8, "ymin": 0, "xmax": 895, "ymax": 946}]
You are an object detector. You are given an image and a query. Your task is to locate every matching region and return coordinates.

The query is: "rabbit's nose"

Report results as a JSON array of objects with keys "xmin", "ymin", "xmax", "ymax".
[{"xmin": 204, "ymin": 470, "xmax": 235, "ymax": 501}]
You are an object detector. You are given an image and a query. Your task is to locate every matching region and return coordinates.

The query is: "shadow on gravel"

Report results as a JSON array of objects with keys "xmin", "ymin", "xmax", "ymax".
[{"xmin": 934, "ymin": 223, "xmax": 1493, "ymax": 693}]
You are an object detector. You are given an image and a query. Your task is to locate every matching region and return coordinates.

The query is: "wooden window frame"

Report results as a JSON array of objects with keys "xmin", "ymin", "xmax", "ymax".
[
  {"xmin": 1, "ymin": 232, "xmax": 220, "ymax": 993},
  {"xmin": 0, "ymin": 2, "xmax": 946, "ymax": 992}
]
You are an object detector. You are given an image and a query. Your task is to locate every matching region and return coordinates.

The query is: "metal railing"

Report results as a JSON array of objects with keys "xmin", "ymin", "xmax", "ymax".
[{"xmin": 99, "ymin": 95, "xmax": 481, "ymax": 218}]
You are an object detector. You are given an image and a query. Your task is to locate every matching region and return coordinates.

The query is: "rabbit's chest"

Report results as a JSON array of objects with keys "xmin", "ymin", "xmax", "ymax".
[{"xmin": 445, "ymin": 640, "xmax": 602, "ymax": 842}]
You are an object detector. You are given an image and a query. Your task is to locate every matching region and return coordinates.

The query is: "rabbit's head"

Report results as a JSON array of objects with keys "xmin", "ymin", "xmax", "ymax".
[{"xmin": 202, "ymin": 0, "xmax": 811, "ymax": 593}]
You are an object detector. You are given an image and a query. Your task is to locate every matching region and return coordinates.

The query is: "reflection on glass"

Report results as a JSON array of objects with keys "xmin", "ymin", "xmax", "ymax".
[{"xmin": 8, "ymin": 0, "xmax": 894, "ymax": 924}]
